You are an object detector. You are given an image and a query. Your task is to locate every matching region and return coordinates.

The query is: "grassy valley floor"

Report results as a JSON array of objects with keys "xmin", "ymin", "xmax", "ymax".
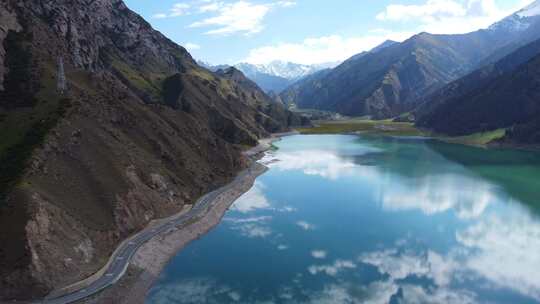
[
  {"xmin": 297, "ymin": 119, "xmax": 424, "ymax": 137},
  {"xmin": 297, "ymin": 119, "xmax": 508, "ymax": 147}
]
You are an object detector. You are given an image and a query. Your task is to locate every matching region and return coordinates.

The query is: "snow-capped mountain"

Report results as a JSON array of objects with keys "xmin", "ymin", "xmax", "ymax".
[
  {"xmin": 236, "ymin": 61, "xmax": 339, "ymax": 81},
  {"xmin": 197, "ymin": 60, "xmax": 339, "ymax": 93},
  {"xmin": 517, "ymin": 0, "xmax": 540, "ymax": 17},
  {"xmin": 489, "ymin": 0, "xmax": 540, "ymax": 33}
]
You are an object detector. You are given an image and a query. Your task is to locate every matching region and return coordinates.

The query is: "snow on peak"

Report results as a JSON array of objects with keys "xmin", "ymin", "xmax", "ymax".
[
  {"xmin": 488, "ymin": 1, "xmax": 540, "ymax": 33},
  {"xmin": 517, "ymin": 0, "xmax": 540, "ymax": 18},
  {"xmin": 235, "ymin": 61, "xmax": 338, "ymax": 81}
]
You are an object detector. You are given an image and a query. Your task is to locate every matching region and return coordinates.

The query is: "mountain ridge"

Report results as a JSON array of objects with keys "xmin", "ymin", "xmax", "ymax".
[
  {"xmin": 0, "ymin": 0, "xmax": 305, "ymax": 300},
  {"xmin": 416, "ymin": 37, "xmax": 540, "ymax": 143},
  {"xmin": 279, "ymin": 3, "xmax": 540, "ymax": 118},
  {"xmin": 199, "ymin": 60, "xmax": 338, "ymax": 93}
]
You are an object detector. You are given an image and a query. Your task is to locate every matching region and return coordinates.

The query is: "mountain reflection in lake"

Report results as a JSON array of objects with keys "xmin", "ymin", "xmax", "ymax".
[{"xmin": 147, "ymin": 134, "xmax": 540, "ymax": 304}]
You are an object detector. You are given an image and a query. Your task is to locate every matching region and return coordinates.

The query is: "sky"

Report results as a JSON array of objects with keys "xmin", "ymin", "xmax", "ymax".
[{"xmin": 123, "ymin": 0, "xmax": 534, "ymax": 65}]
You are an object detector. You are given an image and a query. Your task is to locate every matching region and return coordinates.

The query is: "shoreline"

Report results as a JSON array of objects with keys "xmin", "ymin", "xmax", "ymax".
[
  {"xmin": 65, "ymin": 134, "xmax": 286, "ymax": 304},
  {"xmin": 298, "ymin": 118, "xmax": 540, "ymax": 151},
  {"xmin": 300, "ymin": 127, "xmax": 540, "ymax": 152}
]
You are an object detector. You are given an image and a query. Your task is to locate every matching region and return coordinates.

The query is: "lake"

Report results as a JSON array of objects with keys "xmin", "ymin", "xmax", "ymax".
[{"xmin": 146, "ymin": 134, "xmax": 540, "ymax": 304}]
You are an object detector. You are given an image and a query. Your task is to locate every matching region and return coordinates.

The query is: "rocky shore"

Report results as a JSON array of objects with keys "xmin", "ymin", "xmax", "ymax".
[{"xmin": 76, "ymin": 136, "xmax": 284, "ymax": 304}]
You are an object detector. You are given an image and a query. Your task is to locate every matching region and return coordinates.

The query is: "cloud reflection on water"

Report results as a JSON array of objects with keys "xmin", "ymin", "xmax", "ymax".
[
  {"xmin": 151, "ymin": 137, "xmax": 540, "ymax": 304},
  {"xmin": 380, "ymin": 174, "xmax": 494, "ymax": 219},
  {"xmin": 457, "ymin": 214, "xmax": 540, "ymax": 301},
  {"xmin": 358, "ymin": 211, "xmax": 540, "ymax": 302},
  {"xmin": 231, "ymin": 181, "xmax": 271, "ymax": 213},
  {"xmin": 267, "ymin": 150, "xmax": 358, "ymax": 180},
  {"xmin": 268, "ymin": 144, "xmax": 498, "ymax": 220},
  {"xmin": 231, "ymin": 181, "xmax": 297, "ymax": 214},
  {"xmin": 147, "ymin": 277, "xmax": 241, "ymax": 304},
  {"xmin": 225, "ymin": 216, "xmax": 273, "ymax": 238}
]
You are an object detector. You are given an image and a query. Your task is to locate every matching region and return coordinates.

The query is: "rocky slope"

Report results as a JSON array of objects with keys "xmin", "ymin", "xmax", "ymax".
[
  {"xmin": 0, "ymin": 0, "xmax": 304, "ymax": 300},
  {"xmin": 280, "ymin": 4, "xmax": 540, "ymax": 118},
  {"xmin": 281, "ymin": 33, "xmax": 497, "ymax": 118},
  {"xmin": 278, "ymin": 41, "xmax": 397, "ymax": 110},
  {"xmin": 214, "ymin": 67, "xmax": 310, "ymax": 130},
  {"xmin": 416, "ymin": 38, "xmax": 540, "ymax": 143},
  {"xmin": 200, "ymin": 61, "xmax": 338, "ymax": 94}
]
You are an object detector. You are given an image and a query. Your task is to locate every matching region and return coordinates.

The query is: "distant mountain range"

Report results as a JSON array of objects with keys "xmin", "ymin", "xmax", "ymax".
[
  {"xmin": 5, "ymin": 0, "xmax": 540, "ymax": 301},
  {"xmin": 198, "ymin": 60, "xmax": 339, "ymax": 93},
  {"xmin": 279, "ymin": 2, "xmax": 540, "ymax": 119}
]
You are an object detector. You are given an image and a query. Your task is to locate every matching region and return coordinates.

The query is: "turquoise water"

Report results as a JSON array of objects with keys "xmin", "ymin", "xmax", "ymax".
[{"xmin": 147, "ymin": 135, "xmax": 540, "ymax": 304}]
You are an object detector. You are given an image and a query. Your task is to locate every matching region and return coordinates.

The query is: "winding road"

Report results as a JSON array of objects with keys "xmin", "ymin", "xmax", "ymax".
[{"xmin": 37, "ymin": 162, "xmax": 262, "ymax": 304}]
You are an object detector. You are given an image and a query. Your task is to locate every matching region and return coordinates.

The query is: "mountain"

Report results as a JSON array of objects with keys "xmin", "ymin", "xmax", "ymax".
[
  {"xmin": 279, "ymin": 68, "xmax": 333, "ymax": 108},
  {"xmin": 416, "ymin": 38, "xmax": 540, "ymax": 143},
  {"xmin": 0, "ymin": 0, "xmax": 305, "ymax": 300},
  {"xmin": 214, "ymin": 67, "xmax": 310, "ymax": 129},
  {"xmin": 199, "ymin": 60, "xmax": 338, "ymax": 94},
  {"xmin": 279, "ymin": 40, "xmax": 398, "ymax": 110},
  {"xmin": 237, "ymin": 61, "xmax": 338, "ymax": 81},
  {"xmin": 338, "ymin": 40, "xmax": 398, "ymax": 65},
  {"xmin": 230, "ymin": 62, "xmax": 294, "ymax": 93},
  {"xmin": 478, "ymin": 0, "xmax": 540, "ymax": 66},
  {"xmin": 281, "ymin": 34, "xmax": 501, "ymax": 117},
  {"xmin": 280, "ymin": 3, "xmax": 540, "ymax": 118},
  {"xmin": 370, "ymin": 40, "xmax": 398, "ymax": 53}
]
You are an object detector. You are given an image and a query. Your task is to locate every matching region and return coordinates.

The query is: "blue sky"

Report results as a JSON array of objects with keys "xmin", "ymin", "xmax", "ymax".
[{"xmin": 123, "ymin": 0, "xmax": 533, "ymax": 65}]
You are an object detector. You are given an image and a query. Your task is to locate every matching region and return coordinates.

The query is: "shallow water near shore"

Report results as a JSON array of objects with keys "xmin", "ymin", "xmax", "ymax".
[{"xmin": 146, "ymin": 134, "xmax": 540, "ymax": 304}]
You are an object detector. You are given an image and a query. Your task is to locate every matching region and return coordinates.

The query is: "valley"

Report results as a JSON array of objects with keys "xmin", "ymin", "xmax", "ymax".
[{"xmin": 1, "ymin": 0, "xmax": 540, "ymax": 303}]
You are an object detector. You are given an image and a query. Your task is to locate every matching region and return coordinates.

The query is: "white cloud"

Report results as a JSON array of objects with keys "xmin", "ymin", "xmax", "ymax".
[
  {"xmin": 376, "ymin": 0, "xmax": 535, "ymax": 34},
  {"xmin": 152, "ymin": 0, "xmax": 295, "ymax": 32},
  {"xmin": 189, "ymin": 1, "xmax": 292, "ymax": 35},
  {"xmin": 359, "ymin": 209, "xmax": 540, "ymax": 302},
  {"xmin": 400, "ymin": 285, "xmax": 477, "ymax": 304},
  {"xmin": 308, "ymin": 259, "xmax": 357, "ymax": 276},
  {"xmin": 268, "ymin": 150, "xmax": 360, "ymax": 180},
  {"xmin": 296, "ymin": 220, "xmax": 316, "ymax": 231},
  {"xmin": 353, "ymin": 280, "xmax": 400, "ymax": 304},
  {"xmin": 147, "ymin": 277, "xmax": 237, "ymax": 303},
  {"xmin": 171, "ymin": 3, "xmax": 191, "ymax": 16},
  {"xmin": 380, "ymin": 173, "xmax": 494, "ymax": 219},
  {"xmin": 311, "ymin": 250, "xmax": 327, "ymax": 259},
  {"xmin": 244, "ymin": 32, "xmax": 415, "ymax": 65},
  {"xmin": 226, "ymin": 216, "xmax": 273, "ymax": 238},
  {"xmin": 231, "ymin": 181, "xmax": 271, "ymax": 213},
  {"xmin": 228, "ymin": 291, "xmax": 242, "ymax": 302},
  {"xmin": 241, "ymin": 0, "xmax": 534, "ymax": 64},
  {"xmin": 184, "ymin": 42, "xmax": 201, "ymax": 51},
  {"xmin": 276, "ymin": 0, "xmax": 296, "ymax": 7},
  {"xmin": 308, "ymin": 284, "xmax": 356, "ymax": 304},
  {"xmin": 153, "ymin": 3, "xmax": 191, "ymax": 19},
  {"xmin": 235, "ymin": 223, "xmax": 272, "ymax": 238},
  {"xmin": 199, "ymin": 1, "xmax": 224, "ymax": 13},
  {"xmin": 456, "ymin": 214, "xmax": 540, "ymax": 301},
  {"xmin": 190, "ymin": 1, "xmax": 269, "ymax": 35},
  {"xmin": 376, "ymin": 0, "xmax": 467, "ymax": 22},
  {"xmin": 226, "ymin": 216, "xmax": 272, "ymax": 224},
  {"xmin": 276, "ymin": 206, "xmax": 297, "ymax": 212},
  {"xmin": 358, "ymin": 248, "xmax": 477, "ymax": 303},
  {"xmin": 301, "ymin": 281, "xmax": 399, "ymax": 304},
  {"xmin": 359, "ymin": 249, "xmax": 430, "ymax": 281},
  {"xmin": 152, "ymin": 13, "xmax": 169, "ymax": 19}
]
